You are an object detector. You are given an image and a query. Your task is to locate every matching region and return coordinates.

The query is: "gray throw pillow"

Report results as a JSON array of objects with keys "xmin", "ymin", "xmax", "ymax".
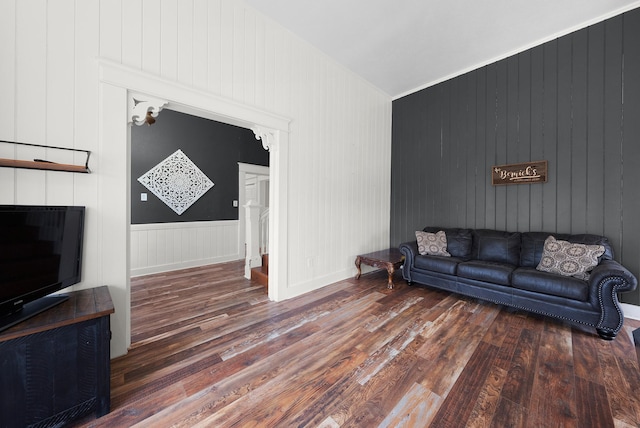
[
  {"xmin": 536, "ymin": 235, "xmax": 605, "ymax": 280},
  {"xmin": 415, "ymin": 230, "xmax": 451, "ymax": 257}
]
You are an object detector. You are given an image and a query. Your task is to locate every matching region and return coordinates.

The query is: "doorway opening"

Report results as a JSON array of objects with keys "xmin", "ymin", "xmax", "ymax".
[
  {"xmin": 129, "ymin": 109, "xmax": 269, "ymax": 279},
  {"xmin": 98, "ymin": 60, "xmax": 290, "ymax": 357}
]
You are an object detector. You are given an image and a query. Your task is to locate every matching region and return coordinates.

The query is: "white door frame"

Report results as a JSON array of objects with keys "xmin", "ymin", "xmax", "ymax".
[{"xmin": 98, "ymin": 60, "xmax": 290, "ymax": 357}]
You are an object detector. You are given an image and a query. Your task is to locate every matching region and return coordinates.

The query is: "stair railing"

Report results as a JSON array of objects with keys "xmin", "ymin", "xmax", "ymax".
[
  {"xmin": 259, "ymin": 208, "xmax": 269, "ymax": 255},
  {"xmin": 244, "ymin": 200, "xmax": 263, "ymax": 279}
]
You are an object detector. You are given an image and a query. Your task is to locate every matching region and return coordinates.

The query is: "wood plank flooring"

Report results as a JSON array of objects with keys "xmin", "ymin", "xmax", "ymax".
[{"xmin": 74, "ymin": 261, "xmax": 640, "ymax": 427}]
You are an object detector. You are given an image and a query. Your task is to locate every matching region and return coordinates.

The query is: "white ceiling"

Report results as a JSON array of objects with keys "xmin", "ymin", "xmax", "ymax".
[{"xmin": 245, "ymin": 0, "xmax": 640, "ymax": 99}]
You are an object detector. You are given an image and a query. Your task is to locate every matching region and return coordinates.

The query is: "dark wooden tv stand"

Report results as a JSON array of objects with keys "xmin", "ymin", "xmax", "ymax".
[{"xmin": 0, "ymin": 286, "xmax": 114, "ymax": 427}]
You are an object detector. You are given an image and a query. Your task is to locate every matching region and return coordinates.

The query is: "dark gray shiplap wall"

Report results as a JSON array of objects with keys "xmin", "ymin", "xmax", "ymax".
[{"xmin": 390, "ymin": 9, "xmax": 640, "ymax": 305}]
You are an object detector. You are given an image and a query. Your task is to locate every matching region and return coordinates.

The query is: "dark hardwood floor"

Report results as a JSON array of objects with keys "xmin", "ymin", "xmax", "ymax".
[{"xmin": 75, "ymin": 260, "xmax": 640, "ymax": 427}]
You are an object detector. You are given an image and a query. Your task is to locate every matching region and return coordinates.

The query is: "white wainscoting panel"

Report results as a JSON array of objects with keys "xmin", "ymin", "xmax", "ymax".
[{"xmin": 130, "ymin": 221, "xmax": 240, "ymax": 277}]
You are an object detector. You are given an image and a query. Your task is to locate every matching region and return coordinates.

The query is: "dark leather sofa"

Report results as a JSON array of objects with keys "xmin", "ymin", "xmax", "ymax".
[{"xmin": 399, "ymin": 227, "xmax": 638, "ymax": 340}]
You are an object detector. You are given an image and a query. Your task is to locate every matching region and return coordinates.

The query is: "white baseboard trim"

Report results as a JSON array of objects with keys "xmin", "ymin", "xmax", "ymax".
[
  {"xmin": 130, "ymin": 255, "xmax": 241, "ymax": 277},
  {"xmin": 283, "ymin": 269, "xmax": 355, "ymax": 300},
  {"xmin": 621, "ymin": 302, "xmax": 640, "ymax": 321}
]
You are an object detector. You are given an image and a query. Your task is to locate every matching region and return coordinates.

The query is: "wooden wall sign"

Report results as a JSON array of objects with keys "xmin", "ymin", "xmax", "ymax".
[{"xmin": 492, "ymin": 160, "xmax": 547, "ymax": 185}]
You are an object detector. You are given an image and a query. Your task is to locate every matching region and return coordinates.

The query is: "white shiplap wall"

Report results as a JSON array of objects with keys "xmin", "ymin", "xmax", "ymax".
[{"xmin": 0, "ymin": 0, "xmax": 392, "ymax": 357}]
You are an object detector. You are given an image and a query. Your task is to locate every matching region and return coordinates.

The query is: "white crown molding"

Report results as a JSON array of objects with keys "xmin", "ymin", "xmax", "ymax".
[{"xmin": 128, "ymin": 94, "xmax": 169, "ymax": 126}]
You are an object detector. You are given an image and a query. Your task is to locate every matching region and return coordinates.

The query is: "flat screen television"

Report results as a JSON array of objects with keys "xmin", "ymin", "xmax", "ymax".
[{"xmin": 0, "ymin": 205, "xmax": 85, "ymax": 332}]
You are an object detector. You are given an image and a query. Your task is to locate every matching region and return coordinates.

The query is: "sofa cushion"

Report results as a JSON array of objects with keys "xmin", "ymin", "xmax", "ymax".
[
  {"xmin": 457, "ymin": 260, "xmax": 515, "ymax": 286},
  {"xmin": 471, "ymin": 229, "xmax": 521, "ymax": 266},
  {"xmin": 414, "ymin": 255, "xmax": 461, "ymax": 275},
  {"xmin": 520, "ymin": 232, "xmax": 553, "ymax": 267},
  {"xmin": 520, "ymin": 232, "xmax": 613, "ymax": 267},
  {"xmin": 415, "ymin": 230, "xmax": 451, "ymax": 257},
  {"xmin": 512, "ymin": 267, "xmax": 589, "ymax": 301},
  {"xmin": 536, "ymin": 236, "xmax": 605, "ymax": 280},
  {"xmin": 423, "ymin": 227, "xmax": 472, "ymax": 259}
]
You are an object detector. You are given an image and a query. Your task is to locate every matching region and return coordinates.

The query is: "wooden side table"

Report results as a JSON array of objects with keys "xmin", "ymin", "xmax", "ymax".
[
  {"xmin": 0, "ymin": 286, "xmax": 114, "ymax": 427},
  {"xmin": 355, "ymin": 248, "xmax": 405, "ymax": 289}
]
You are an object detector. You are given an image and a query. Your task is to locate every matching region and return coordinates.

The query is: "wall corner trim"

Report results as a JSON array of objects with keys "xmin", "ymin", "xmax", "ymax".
[{"xmin": 622, "ymin": 302, "xmax": 640, "ymax": 321}]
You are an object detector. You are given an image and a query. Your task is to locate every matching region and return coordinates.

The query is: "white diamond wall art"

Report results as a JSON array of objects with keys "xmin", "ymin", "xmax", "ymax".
[{"xmin": 138, "ymin": 149, "xmax": 214, "ymax": 215}]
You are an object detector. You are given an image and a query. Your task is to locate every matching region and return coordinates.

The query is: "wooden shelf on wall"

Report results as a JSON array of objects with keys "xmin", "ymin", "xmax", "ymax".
[
  {"xmin": 0, "ymin": 158, "xmax": 90, "ymax": 173},
  {"xmin": 0, "ymin": 141, "xmax": 91, "ymax": 173}
]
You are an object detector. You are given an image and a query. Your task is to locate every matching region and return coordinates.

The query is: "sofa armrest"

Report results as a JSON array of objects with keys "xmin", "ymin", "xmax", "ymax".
[
  {"xmin": 399, "ymin": 240, "xmax": 419, "ymax": 282},
  {"xmin": 588, "ymin": 260, "xmax": 638, "ymax": 336}
]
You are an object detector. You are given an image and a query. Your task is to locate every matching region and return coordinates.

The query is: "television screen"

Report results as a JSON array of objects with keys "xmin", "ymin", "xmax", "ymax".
[{"xmin": 0, "ymin": 205, "xmax": 85, "ymax": 331}]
